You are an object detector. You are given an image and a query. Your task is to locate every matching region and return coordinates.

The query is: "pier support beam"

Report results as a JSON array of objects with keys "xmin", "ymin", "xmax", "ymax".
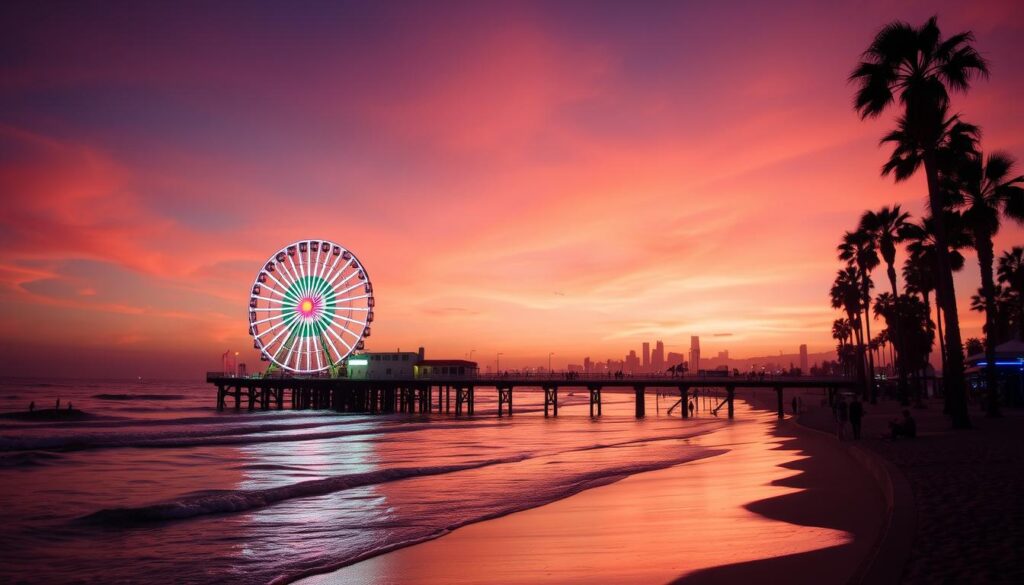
[
  {"xmin": 775, "ymin": 386, "xmax": 784, "ymax": 419},
  {"xmin": 679, "ymin": 386, "xmax": 688, "ymax": 418},
  {"xmin": 634, "ymin": 385, "xmax": 646, "ymax": 418},
  {"xmin": 726, "ymin": 385, "xmax": 735, "ymax": 419},
  {"xmin": 543, "ymin": 385, "xmax": 558, "ymax": 417},
  {"xmin": 588, "ymin": 385, "xmax": 602, "ymax": 417},
  {"xmin": 497, "ymin": 386, "xmax": 513, "ymax": 416}
]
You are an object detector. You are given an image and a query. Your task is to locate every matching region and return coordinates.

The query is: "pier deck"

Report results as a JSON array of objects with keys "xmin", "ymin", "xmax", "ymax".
[{"xmin": 206, "ymin": 373, "xmax": 857, "ymax": 419}]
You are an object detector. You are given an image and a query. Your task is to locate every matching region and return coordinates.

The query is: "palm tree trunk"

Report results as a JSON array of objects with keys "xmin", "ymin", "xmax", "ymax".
[
  {"xmin": 976, "ymin": 232, "xmax": 1001, "ymax": 417},
  {"xmin": 862, "ymin": 281, "xmax": 876, "ymax": 403},
  {"xmin": 923, "ymin": 290, "xmax": 933, "ymax": 397},
  {"xmin": 923, "ymin": 152, "xmax": 970, "ymax": 428}
]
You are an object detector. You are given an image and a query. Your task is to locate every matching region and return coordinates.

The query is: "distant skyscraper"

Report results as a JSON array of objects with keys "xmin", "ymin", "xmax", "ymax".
[
  {"xmin": 626, "ymin": 350, "xmax": 639, "ymax": 372},
  {"xmin": 690, "ymin": 336, "xmax": 701, "ymax": 373},
  {"xmin": 667, "ymin": 352, "xmax": 685, "ymax": 368},
  {"xmin": 584, "ymin": 356, "xmax": 592, "ymax": 373},
  {"xmin": 642, "ymin": 342, "xmax": 650, "ymax": 371},
  {"xmin": 799, "ymin": 344, "xmax": 808, "ymax": 375},
  {"xmin": 652, "ymin": 341, "xmax": 665, "ymax": 372},
  {"xmin": 717, "ymin": 350, "xmax": 729, "ymax": 360}
]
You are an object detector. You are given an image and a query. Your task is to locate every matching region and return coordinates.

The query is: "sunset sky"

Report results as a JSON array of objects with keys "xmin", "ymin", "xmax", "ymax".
[{"xmin": 2, "ymin": 0, "xmax": 1022, "ymax": 378}]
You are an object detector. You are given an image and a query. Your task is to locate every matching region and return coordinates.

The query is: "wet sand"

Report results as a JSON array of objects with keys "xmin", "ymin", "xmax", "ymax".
[{"xmin": 300, "ymin": 401, "xmax": 885, "ymax": 584}]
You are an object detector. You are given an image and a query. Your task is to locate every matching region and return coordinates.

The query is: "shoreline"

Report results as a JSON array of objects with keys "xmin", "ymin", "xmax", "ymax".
[{"xmin": 298, "ymin": 399, "xmax": 886, "ymax": 584}]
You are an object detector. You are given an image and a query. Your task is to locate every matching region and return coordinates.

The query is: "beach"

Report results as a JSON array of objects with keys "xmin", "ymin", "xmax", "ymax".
[
  {"xmin": 799, "ymin": 396, "xmax": 1024, "ymax": 583},
  {"xmin": 0, "ymin": 380, "xmax": 888, "ymax": 584},
  {"xmin": 300, "ymin": 395, "xmax": 885, "ymax": 585}
]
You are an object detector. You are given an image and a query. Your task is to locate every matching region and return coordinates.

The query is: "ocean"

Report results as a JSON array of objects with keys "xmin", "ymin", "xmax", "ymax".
[{"xmin": 0, "ymin": 378, "xmax": 744, "ymax": 584}]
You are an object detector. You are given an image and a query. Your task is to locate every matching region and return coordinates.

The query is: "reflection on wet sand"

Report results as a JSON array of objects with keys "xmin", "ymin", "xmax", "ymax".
[{"xmin": 302, "ymin": 402, "xmax": 884, "ymax": 585}]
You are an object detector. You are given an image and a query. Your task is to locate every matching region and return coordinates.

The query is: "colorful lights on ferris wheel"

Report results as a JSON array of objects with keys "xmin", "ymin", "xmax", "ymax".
[{"xmin": 247, "ymin": 239, "xmax": 374, "ymax": 374}]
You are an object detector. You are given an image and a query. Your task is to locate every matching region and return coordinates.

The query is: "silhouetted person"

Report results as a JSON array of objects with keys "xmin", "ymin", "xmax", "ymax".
[
  {"xmin": 834, "ymin": 395, "xmax": 848, "ymax": 440},
  {"xmin": 849, "ymin": 397, "xmax": 864, "ymax": 439},
  {"xmin": 55, "ymin": 398, "xmax": 60, "ymax": 411},
  {"xmin": 688, "ymin": 400, "xmax": 695, "ymax": 417},
  {"xmin": 29, "ymin": 401, "xmax": 35, "ymax": 412},
  {"xmin": 889, "ymin": 409, "xmax": 917, "ymax": 440}
]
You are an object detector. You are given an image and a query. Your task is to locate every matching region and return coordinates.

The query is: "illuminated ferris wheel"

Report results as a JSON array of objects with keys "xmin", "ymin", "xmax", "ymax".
[{"xmin": 248, "ymin": 239, "xmax": 373, "ymax": 374}]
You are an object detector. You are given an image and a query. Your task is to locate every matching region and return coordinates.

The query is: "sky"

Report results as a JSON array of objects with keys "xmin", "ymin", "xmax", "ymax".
[{"xmin": 1, "ymin": 0, "xmax": 1022, "ymax": 378}]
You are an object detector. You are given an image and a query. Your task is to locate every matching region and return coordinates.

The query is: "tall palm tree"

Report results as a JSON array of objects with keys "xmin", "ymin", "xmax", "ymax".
[
  {"xmin": 851, "ymin": 16, "xmax": 988, "ymax": 428},
  {"xmin": 956, "ymin": 152, "xmax": 1024, "ymax": 416},
  {"xmin": 997, "ymin": 247, "xmax": 1024, "ymax": 340},
  {"xmin": 838, "ymin": 230, "xmax": 879, "ymax": 400},
  {"xmin": 900, "ymin": 213, "xmax": 969, "ymax": 388}
]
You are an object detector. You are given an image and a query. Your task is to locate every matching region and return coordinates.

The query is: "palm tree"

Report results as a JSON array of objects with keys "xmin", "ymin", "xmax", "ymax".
[
  {"xmin": 956, "ymin": 152, "xmax": 1024, "ymax": 416},
  {"xmin": 861, "ymin": 205, "xmax": 912, "ymax": 295},
  {"xmin": 997, "ymin": 247, "xmax": 1024, "ymax": 340},
  {"xmin": 831, "ymin": 267, "xmax": 868, "ymax": 388},
  {"xmin": 900, "ymin": 213, "xmax": 969, "ymax": 388},
  {"xmin": 838, "ymin": 230, "xmax": 878, "ymax": 400},
  {"xmin": 851, "ymin": 16, "xmax": 988, "ymax": 428}
]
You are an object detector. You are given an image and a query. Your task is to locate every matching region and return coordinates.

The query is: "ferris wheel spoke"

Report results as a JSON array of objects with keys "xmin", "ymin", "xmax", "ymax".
[
  {"xmin": 332, "ymin": 313, "xmax": 367, "ymax": 327},
  {"xmin": 262, "ymin": 323, "xmax": 294, "ymax": 356},
  {"xmin": 334, "ymin": 293, "xmax": 372, "ymax": 305},
  {"xmin": 254, "ymin": 318, "xmax": 290, "ymax": 339},
  {"xmin": 314, "ymin": 251, "xmax": 344, "ymax": 292},
  {"xmin": 324, "ymin": 323, "xmax": 355, "ymax": 354},
  {"xmin": 320, "ymin": 258, "xmax": 354, "ymax": 292},
  {"xmin": 332, "ymin": 280, "xmax": 367, "ymax": 299},
  {"xmin": 262, "ymin": 269, "xmax": 292, "ymax": 295},
  {"xmin": 313, "ymin": 335, "xmax": 323, "ymax": 371},
  {"xmin": 328, "ymin": 318, "xmax": 364, "ymax": 340},
  {"xmin": 253, "ymin": 295, "xmax": 291, "ymax": 305}
]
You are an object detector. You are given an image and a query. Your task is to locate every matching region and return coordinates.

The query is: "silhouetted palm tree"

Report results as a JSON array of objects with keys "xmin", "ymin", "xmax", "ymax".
[
  {"xmin": 851, "ymin": 16, "xmax": 988, "ymax": 428},
  {"xmin": 997, "ymin": 247, "xmax": 1024, "ymax": 340},
  {"xmin": 831, "ymin": 267, "xmax": 867, "ymax": 386},
  {"xmin": 900, "ymin": 213, "xmax": 969, "ymax": 383},
  {"xmin": 838, "ymin": 230, "xmax": 878, "ymax": 400},
  {"xmin": 861, "ymin": 205, "xmax": 912, "ymax": 295},
  {"xmin": 956, "ymin": 152, "xmax": 1024, "ymax": 415}
]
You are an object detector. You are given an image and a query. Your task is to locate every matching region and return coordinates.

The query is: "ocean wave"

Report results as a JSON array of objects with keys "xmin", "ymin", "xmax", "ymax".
[
  {"xmin": 0, "ymin": 420, "xmax": 499, "ymax": 453},
  {"xmin": 80, "ymin": 455, "xmax": 533, "ymax": 525}
]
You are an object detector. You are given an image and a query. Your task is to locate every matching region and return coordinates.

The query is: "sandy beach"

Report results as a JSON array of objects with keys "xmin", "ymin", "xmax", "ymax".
[
  {"xmin": 300, "ymin": 400, "xmax": 885, "ymax": 585},
  {"xmin": 800, "ymin": 396, "xmax": 1024, "ymax": 583}
]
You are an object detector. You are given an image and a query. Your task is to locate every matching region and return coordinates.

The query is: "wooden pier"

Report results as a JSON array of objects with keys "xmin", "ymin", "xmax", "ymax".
[{"xmin": 207, "ymin": 373, "xmax": 856, "ymax": 420}]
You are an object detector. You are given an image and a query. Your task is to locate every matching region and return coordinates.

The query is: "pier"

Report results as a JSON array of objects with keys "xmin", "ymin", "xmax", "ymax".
[{"xmin": 206, "ymin": 373, "xmax": 857, "ymax": 420}]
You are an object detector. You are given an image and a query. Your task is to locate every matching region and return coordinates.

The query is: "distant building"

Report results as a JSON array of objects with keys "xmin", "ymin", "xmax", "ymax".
[
  {"xmin": 642, "ymin": 342, "xmax": 650, "ymax": 371},
  {"xmin": 667, "ymin": 352, "xmax": 686, "ymax": 368},
  {"xmin": 799, "ymin": 344, "xmax": 808, "ymax": 375},
  {"xmin": 690, "ymin": 336, "xmax": 701, "ymax": 373},
  {"xmin": 717, "ymin": 350, "xmax": 729, "ymax": 360},
  {"xmin": 652, "ymin": 341, "xmax": 665, "ymax": 372},
  {"xmin": 584, "ymin": 356, "xmax": 592, "ymax": 373},
  {"xmin": 626, "ymin": 350, "xmax": 640, "ymax": 372}
]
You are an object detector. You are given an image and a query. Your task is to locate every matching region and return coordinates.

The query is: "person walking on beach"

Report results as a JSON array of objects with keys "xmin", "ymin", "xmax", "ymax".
[
  {"xmin": 834, "ymin": 395, "xmax": 849, "ymax": 440},
  {"xmin": 688, "ymin": 400, "xmax": 695, "ymax": 417},
  {"xmin": 848, "ymin": 397, "xmax": 864, "ymax": 440}
]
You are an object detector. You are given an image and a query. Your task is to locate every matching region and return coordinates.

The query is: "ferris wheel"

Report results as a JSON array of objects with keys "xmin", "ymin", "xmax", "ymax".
[{"xmin": 248, "ymin": 239, "xmax": 373, "ymax": 374}]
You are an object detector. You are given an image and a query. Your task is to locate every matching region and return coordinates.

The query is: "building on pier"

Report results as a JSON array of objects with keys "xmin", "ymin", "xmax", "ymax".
[{"xmin": 414, "ymin": 360, "xmax": 479, "ymax": 379}]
